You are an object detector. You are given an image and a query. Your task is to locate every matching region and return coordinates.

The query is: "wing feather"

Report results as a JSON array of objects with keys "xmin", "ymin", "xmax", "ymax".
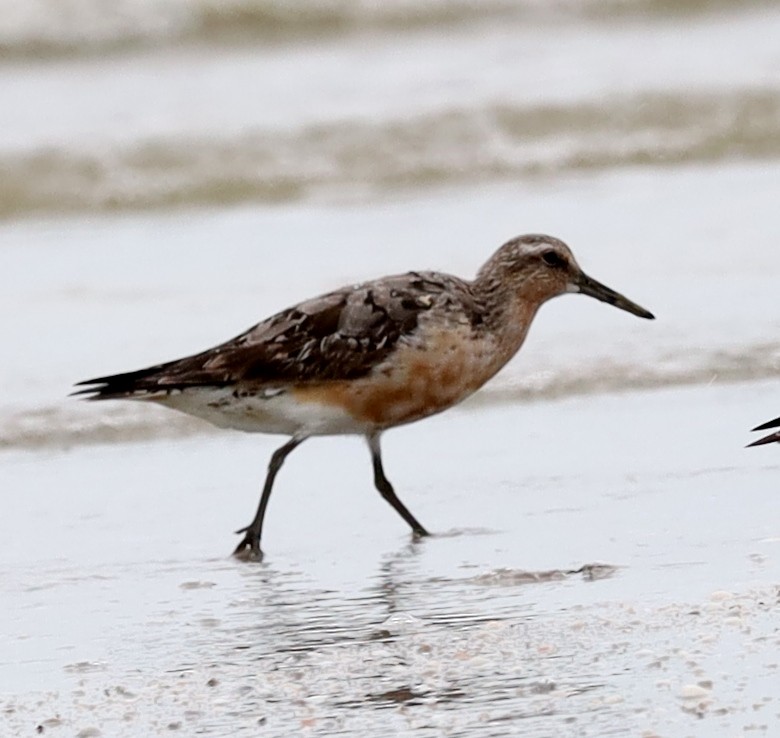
[{"xmin": 74, "ymin": 272, "xmax": 480, "ymax": 399}]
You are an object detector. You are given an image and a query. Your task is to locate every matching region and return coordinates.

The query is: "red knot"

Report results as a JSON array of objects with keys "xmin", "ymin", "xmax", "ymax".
[
  {"xmin": 748, "ymin": 416, "xmax": 780, "ymax": 447},
  {"xmin": 75, "ymin": 234, "xmax": 654, "ymax": 560}
]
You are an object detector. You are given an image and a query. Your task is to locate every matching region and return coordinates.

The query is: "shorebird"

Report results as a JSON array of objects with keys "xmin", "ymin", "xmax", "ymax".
[
  {"xmin": 75, "ymin": 234, "xmax": 654, "ymax": 560},
  {"xmin": 748, "ymin": 417, "xmax": 780, "ymax": 447}
]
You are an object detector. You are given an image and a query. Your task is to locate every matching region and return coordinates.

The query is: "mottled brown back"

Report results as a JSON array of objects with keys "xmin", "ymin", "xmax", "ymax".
[{"xmin": 75, "ymin": 271, "xmax": 485, "ymax": 398}]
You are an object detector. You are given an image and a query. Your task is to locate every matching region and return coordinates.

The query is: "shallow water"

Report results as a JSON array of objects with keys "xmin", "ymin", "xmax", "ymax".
[
  {"xmin": 3, "ymin": 1, "xmax": 780, "ymax": 735},
  {"xmin": 2, "ymin": 382, "xmax": 779, "ymax": 735}
]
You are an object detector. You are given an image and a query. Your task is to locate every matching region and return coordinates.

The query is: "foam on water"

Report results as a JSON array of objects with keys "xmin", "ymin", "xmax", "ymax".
[
  {"xmin": 1, "ymin": 0, "xmax": 772, "ymax": 60},
  {"xmin": 2, "ymin": 88, "xmax": 779, "ymax": 219},
  {"xmin": 3, "ymin": 2, "xmax": 780, "ymax": 205}
]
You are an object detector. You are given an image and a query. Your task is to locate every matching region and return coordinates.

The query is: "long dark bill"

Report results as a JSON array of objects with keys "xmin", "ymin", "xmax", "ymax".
[
  {"xmin": 576, "ymin": 272, "xmax": 655, "ymax": 320},
  {"xmin": 753, "ymin": 416, "xmax": 780, "ymax": 432},
  {"xmin": 747, "ymin": 416, "xmax": 780, "ymax": 447},
  {"xmin": 747, "ymin": 431, "xmax": 780, "ymax": 448}
]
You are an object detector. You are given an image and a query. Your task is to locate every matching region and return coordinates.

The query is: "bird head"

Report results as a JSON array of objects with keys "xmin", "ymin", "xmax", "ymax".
[{"xmin": 480, "ymin": 234, "xmax": 654, "ymax": 320}]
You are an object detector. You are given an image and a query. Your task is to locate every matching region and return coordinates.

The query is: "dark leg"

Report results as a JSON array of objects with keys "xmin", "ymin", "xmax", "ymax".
[
  {"xmin": 233, "ymin": 436, "xmax": 307, "ymax": 560},
  {"xmin": 367, "ymin": 434, "xmax": 429, "ymax": 537}
]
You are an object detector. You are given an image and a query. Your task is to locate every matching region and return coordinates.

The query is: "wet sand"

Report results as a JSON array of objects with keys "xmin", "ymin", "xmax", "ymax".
[{"xmin": 2, "ymin": 379, "xmax": 778, "ymax": 736}]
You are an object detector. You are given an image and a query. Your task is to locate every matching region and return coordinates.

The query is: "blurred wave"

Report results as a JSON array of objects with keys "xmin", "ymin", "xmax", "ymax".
[
  {"xmin": 1, "ymin": 0, "xmax": 771, "ymax": 61},
  {"xmin": 4, "ymin": 340, "xmax": 778, "ymax": 450},
  {"xmin": 3, "ymin": 88, "xmax": 779, "ymax": 219}
]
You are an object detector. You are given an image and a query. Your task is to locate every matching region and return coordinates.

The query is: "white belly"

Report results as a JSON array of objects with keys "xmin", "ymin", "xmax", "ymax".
[{"xmin": 149, "ymin": 387, "xmax": 370, "ymax": 437}]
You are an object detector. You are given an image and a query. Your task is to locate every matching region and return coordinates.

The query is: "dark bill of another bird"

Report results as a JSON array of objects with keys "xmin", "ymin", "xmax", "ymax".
[
  {"xmin": 747, "ymin": 416, "xmax": 780, "ymax": 447},
  {"xmin": 574, "ymin": 272, "xmax": 655, "ymax": 320}
]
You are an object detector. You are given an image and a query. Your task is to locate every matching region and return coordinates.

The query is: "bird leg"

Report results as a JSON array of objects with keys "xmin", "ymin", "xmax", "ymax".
[
  {"xmin": 233, "ymin": 436, "xmax": 306, "ymax": 560},
  {"xmin": 367, "ymin": 434, "xmax": 429, "ymax": 537}
]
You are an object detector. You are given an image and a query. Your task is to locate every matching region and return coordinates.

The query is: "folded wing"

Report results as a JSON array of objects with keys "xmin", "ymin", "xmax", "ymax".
[{"xmin": 74, "ymin": 272, "xmax": 477, "ymax": 400}]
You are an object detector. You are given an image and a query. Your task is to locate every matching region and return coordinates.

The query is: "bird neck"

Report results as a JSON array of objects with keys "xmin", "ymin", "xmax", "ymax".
[{"xmin": 471, "ymin": 271, "xmax": 543, "ymax": 358}]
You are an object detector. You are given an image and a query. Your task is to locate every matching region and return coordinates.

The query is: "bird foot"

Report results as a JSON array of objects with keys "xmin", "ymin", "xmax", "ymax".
[
  {"xmin": 412, "ymin": 525, "xmax": 430, "ymax": 539},
  {"xmin": 232, "ymin": 527, "xmax": 264, "ymax": 562}
]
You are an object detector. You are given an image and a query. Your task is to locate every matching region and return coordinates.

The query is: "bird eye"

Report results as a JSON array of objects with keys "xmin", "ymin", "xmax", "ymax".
[{"xmin": 541, "ymin": 250, "xmax": 564, "ymax": 268}]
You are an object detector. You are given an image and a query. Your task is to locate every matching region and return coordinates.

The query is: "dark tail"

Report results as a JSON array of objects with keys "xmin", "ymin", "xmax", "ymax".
[
  {"xmin": 72, "ymin": 346, "xmax": 237, "ymax": 400},
  {"xmin": 72, "ymin": 362, "xmax": 175, "ymax": 400},
  {"xmin": 747, "ymin": 416, "xmax": 780, "ymax": 447}
]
